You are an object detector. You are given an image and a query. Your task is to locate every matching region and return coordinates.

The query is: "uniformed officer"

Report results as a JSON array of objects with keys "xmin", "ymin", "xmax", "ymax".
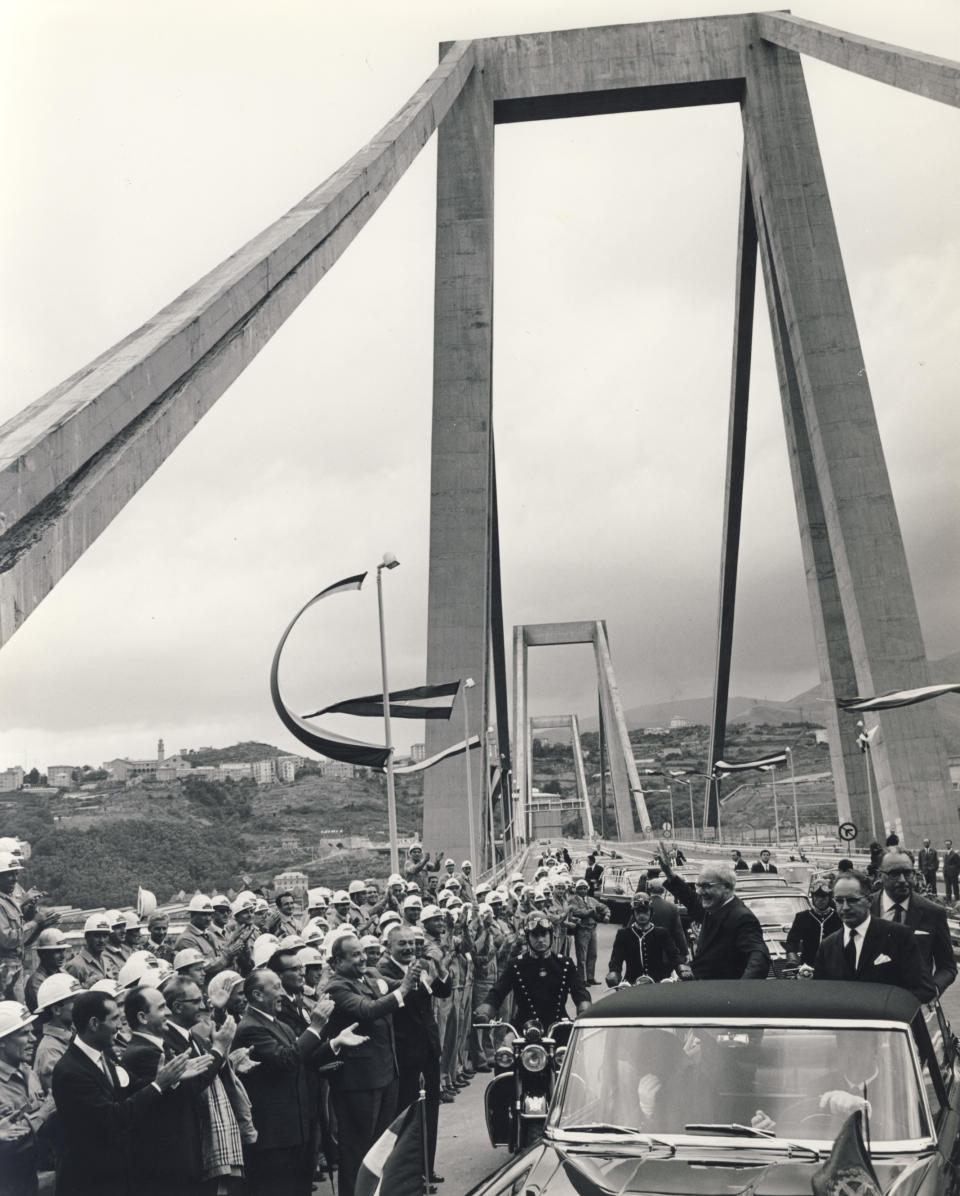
[
  {"xmin": 173, "ymin": 893, "xmax": 224, "ymax": 976},
  {"xmin": 24, "ymin": 928, "xmax": 69, "ymax": 1013},
  {"xmin": 65, "ymin": 913, "xmax": 119, "ymax": 987},
  {"xmin": 0, "ymin": 853, "xmax": 58, "ymax": 1002},
  {"xmin": 0, "ymin": 999, "xmax": 55, "ymax": 1193},
  {"xmin": 476, "ymin": 912, "xmax": 591, "ymax": 1030}
]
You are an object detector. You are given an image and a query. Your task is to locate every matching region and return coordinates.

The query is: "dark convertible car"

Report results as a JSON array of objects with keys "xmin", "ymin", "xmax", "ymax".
[{"xmin": 468, "ymin": 981, "xmax": 960, "ymax": 1196}]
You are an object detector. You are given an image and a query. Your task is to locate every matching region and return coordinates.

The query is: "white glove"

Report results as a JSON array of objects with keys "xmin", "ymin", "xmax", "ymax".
[
  {"xmin": 820, "ymin": 1090, "xmax": 871, "ymax": 1117},
  {"xmin": 636, "ymin": 1073, "xmax": 662, "ymax": 1118}
]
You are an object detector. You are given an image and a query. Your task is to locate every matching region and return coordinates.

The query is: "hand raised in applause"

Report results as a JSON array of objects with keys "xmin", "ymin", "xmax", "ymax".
[
  {"xmin": 0, "ymin": 1114, "xmax": 30, "ymax": 1143},
  {"xmin": 310, "ymin": 997, "xmax": 334, "ymax": 1031},
  {"xmin": 657, "ymin": 840, "xmax": 675, "ymax": 878},
  {"xmin": 212, "ymin": 1013, "xmax": 237, "ymax": 1055},
  {"xmin": 155, "ymin": 1050, "xmax": 195, "ymax": 1091},
  {"xmin": 331, "ymin": 1022, "xmax": 369, "ymax": 1051},
  {"xmin": 399, "ymin": 960, "xmax": 422, "ymax": 996}
]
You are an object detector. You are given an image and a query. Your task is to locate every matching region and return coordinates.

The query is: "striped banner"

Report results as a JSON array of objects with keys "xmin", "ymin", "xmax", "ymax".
[
  {"xmin": 308, "ymin": 680, "xmax": 461, "ymax": 720},
  {"xmin": 394, "ymin": 735, "xmax": 480, "ymax": 776},
  {"xmin": 354, "ymin": 1097, "xmax": 425, "ymax": 1196},
  {"xmin": 714, "ymin": 752, "xmax": 789, "ymax": 774},
  {"xmin": 838, "ymin": 682, "xmax": 960, "ymax": 713}
]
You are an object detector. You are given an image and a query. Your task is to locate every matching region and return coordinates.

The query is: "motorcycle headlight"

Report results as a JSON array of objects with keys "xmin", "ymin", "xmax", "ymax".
[
  {"xmin": 494, "ymin": 1046, "xmax": 514, "ymax": 1070},
  {"xmin": 554, "ymin": 1045, "xmax": 567, "ymax": 1067},
  {"xmin": 521, "ymin": 1044, "xmax": 548, "ymax": 1073}
]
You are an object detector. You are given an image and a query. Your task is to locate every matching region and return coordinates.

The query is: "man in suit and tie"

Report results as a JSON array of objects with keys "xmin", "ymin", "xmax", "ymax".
[
  {"xmin": 324, "ymin": 933, "xmax": 420, "ymax": 1196},
  {"xmin": 121, "ymin": 982, "xmax": 235, "ymax": 1196},
  {"xmin": 917, "ymin": 839, "xmax": 939, "ymax": 894},
  {"xmin": 235, "ymin": 967, "xmax": 364, "ymax": 1196},
  {"xmin": 658, "ymin": 842, "xmax": 769, "ymax": 980},
  {"xmin": 870, "ymin": 849, "xmax": 956, "ymax": 995},
  {"xmin": 942, "ymin": 840, "xmax": 960, "ymax": 902},
  {"xmin": 51, "ymin": 989, "xmax": 197, "ymax": 1196},
  {"xmin": 750, "ymin": 850, "xmax": 778, "ymax": 874},
  {"xmin": 645, "ymin": 878, "xmax": 689, "ymax": 962},
  {"xmin": 378, "ymin": 922, "xmax": 451, "ymax": 1187},
  {"xmin": 813, "ymin": 871, "xmax": 937, "ymax": 1004}
]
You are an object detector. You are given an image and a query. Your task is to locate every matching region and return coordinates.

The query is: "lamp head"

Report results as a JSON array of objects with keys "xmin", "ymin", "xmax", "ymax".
[
  {"xmin": 464, "ymin": 677, "xmax": 476, "ymax": 690},
  {"xmin": 380, "ymin": 552, "xmax": 400, "ymax": 570}
]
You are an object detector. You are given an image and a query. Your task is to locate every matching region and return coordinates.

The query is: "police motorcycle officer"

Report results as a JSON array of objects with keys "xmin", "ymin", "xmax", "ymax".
[{"xmin": 475, "ymin": 912, "xmax": 591, "ymax": 1152}]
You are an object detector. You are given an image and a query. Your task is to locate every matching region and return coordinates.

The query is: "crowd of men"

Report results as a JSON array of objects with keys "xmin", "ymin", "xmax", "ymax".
[{"xmin": 0, "ymin": 831, "xmax": 956, "ymax": 1196}]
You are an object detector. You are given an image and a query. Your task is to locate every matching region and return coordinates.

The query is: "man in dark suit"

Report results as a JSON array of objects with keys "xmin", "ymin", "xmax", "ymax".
[
  {"xmin": 121, "ymin": 982, "xmax": 234, "ymax": 1196},
  {"xmin": 645, "ymin": 878, "xmax": 689, "ymax": 961},
  {"xmin": 658, "ymin": 842, "xmax": 769, "ymax": 980},
  {"xmin": 50, "ymin": 989, "xmax": 195, "ymax": 1196},
  {"xmin": 234, "ymin": 967, "xmax": 363, "ymax": 1196},
  {"xmin": 813, "ymin": 871, "xmax": 937, "ymax": 1004},
  {"xmin": 324, "ymin": 934, "xmax": 419, "ymax": 1196},
  {"xmin": 943, "ymin": 840, "xmax": 960, "ymax": 902},
  {"xmin": 870, "ymin": 849, "xmax": 956, "ymax": 995},
  {"xmin": 730, "ymin": 850, "xmax": 749, "ymax": 872},
  {"xmin": 750, "ymin": 850, "xmax": 778, "ymax": 874},
  {"xmin": 378, "ymin": 923, "xmax": 451, "ymax": 1185},
  {"xmin": 917, "ymin": 840, "xmax": 939, "ymax": 893}
]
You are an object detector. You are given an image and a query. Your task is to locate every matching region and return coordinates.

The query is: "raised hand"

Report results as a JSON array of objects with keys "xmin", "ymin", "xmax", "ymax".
[
  {"xmin": 310, "ymin": 997, "xmax": 334, "ymax": 1030},
  {"xmin": 212, "ymin": 1014, "xmax": 237, "ymax": 1054},
  {"xmin": 332, "ymin": 1022, "xmax": 369, "ymax": 1050},
  {"xmin": 155, "ymin": 1050, "xmax": 193, "ymax": 1091}
]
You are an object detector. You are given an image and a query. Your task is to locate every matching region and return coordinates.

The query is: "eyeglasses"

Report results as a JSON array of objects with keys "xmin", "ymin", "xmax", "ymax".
[
  {"xmin": 695, "ymin": 881, "xmax": 721, "ymax": 890},
  {"xmin": 880, "ymin": 868, "xmax": 914, "ymax": 879},
  {"xmin": 833, "ymin": 895, "xmax": 867, "ymax": 905}
]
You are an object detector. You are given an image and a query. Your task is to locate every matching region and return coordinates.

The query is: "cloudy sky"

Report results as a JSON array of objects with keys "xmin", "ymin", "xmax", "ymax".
[{"xmin": 1, "ymin": 0, "xmax": 957, "ymax": 771}]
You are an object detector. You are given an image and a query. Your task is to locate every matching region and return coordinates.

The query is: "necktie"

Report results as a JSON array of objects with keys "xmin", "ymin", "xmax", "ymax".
[
  {"xmin": 843, "ymin": 929, "xmax": 857, "ymax": 975},
  {"xmin": 892, "ymin": 905, "xmax": 904, "ymax": 923},
  {"xmin": 100, "ymin": 1054, "xmax": 115, "ymax": 1087}
]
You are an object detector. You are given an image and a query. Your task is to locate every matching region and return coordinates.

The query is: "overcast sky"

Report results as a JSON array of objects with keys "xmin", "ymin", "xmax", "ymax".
[{"xmin": 1, "ymin": 0, "xmax": 957, "ymax": 771}]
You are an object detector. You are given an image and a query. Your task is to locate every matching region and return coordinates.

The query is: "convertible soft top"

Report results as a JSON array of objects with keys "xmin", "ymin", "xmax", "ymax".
[{"xmin": 585, "ymin": 980, "xmax": 920, "ymax": 1022}]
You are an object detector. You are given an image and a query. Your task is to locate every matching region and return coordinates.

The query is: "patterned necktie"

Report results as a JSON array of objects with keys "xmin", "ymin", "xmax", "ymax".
[
  {"xmin": 892, "ymin": 905, "xmax": 904, "ymax": 923},
  {"xmin": 843, "ymin": 929, "xmax": 857, "ymax": 975}
]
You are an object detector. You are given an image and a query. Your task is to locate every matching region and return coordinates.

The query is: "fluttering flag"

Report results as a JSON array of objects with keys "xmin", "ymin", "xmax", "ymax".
[
  {"xmin": 713, "ymin": 752, "xmax": 788, "ymax": 774},
  {"xmin": 354, "ymin": 1097, "xmax": 426, "ymax": 1196},
  {"xmin": 270, "ymin": 574, "xmax": 394, "ymax": 771},
  {"xmin": 810, "ymin": 1111, "xmax": 882, "ymax": 1196},
  {"xmin": 394, "ymin": 735, "xmax": 480, "ymax": 776},
  {"xmin": 838, "ymin": 682, "xmax": 960, "ymax": 713},
  {"xmin": 307, "ymin": 680, "xmax": 462, "ymax": 721}
]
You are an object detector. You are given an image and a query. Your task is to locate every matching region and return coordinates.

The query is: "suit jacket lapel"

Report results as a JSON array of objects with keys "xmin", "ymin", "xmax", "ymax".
[
  {"xmin": 71, "ymin": 1043, "xmax": 116, "ymax": 1094},
  {"xmin": 856, "ymin": 919, "xmax": 883, "ymax": 974}
]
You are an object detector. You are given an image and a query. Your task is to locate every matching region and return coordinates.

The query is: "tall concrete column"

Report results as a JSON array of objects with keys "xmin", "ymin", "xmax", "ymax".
[
  {"xmin": 423, "ymin": 61, "xmax": 494, "ymax": 863},
  {"xmin": 742, "ymin": 35, "xmax": 952, "ymax": 845}
]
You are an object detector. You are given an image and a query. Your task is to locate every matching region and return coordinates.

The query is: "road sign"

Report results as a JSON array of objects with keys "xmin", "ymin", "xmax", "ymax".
[{"xmin": 838, "ymin": 821, "xmax": 857, "ymax": 841}]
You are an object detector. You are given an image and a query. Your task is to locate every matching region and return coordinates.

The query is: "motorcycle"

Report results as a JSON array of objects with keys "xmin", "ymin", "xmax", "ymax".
[{"xmin": 478, "ymin": 1018, "xmax": 572, "ymax": 1153}]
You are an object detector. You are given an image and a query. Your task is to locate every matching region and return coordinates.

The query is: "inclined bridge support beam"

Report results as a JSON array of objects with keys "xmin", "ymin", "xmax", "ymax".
[
  {"xmin": 0, "ymin": 42, "xmax": 476, "ymax": 646},
  {"xmin": 742, "ymin": 36, "xmax": 952, "ymax": 844}
]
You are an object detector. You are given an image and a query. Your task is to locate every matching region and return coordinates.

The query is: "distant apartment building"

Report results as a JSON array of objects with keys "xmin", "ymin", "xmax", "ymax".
[
  {"xmin": 103, "ymin": 758, "xmax": 159, "ymax": 783},
  {"xmin": 0, "ymin": 767, "xmax": 24, "ymax": 792},
  {"xmin": 252, "ymin": 759, "xmax": 276, "ymax": 785},
  {"xmin": 669, "ymin": 716, "xmax": 690, "ymax": 729},
  {"xmin": 155, "ymin": 756, "xmax": 194, "ymax": 782},
  {"xmin": 215, "ymin": 762, "xmax": 254, "ymax": 783},
  {"xmin": 320, "ymin": 760, "xmax": 355, "ymax": 780},
  {"xmin": 410, "ymin": 743, "xmax": 426, "ymax": 763},
  {"xmin": 47, "ymin": 765, "xmax": 78, "ymax": 788},
  {"xmin": 276, "ymin": 756, "xmax": 297, "ymax": 782}
]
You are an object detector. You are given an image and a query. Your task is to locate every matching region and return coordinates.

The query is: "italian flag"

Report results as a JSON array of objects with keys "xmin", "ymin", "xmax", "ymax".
[{"xmin": 354, "ymin": 1098, "xmax": 425, "ymax": 1196}]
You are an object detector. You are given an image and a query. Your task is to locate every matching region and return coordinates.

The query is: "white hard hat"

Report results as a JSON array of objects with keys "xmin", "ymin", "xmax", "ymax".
[
  {"xmin": 252, "ymin": 934, "xmax": 280, "ymax": 968},
  {"xmin": 187, "ymin": 894, "xmax": 214, "ymax": 913},
  {"xmin": 211, "ymin": 894, "xmax": 231, "ymax": 910},
  {"xmin": 89, "ymin": 979, "xmax": 121, "ymax": 997},
  {"xmin": 296, "ymin": 946, "xmax": 324, "ymax": 967},
  {"xmin": 118, "ymin": 951, "xmax": 163, "ymax": 989},
  {"xmin": 301, "ymin": 917, "xmax": 328, "ymax": 944},
  {"xmin": 348, "ymin": 880, "xmax": 366, "ymax": 896},
  {"xmin": 378, "ymin": 910, "xmax": 401, "ymax": 929},
  {"xmin": 207, "ymin": 970, "xmax": 244, "ymax": 1010},
  {"xmin": 420, "ymin": 904, "xmax": 443, "ymax": 921},
  {"xmin": 253, "ymin": 898, "xmax": 269, "ymax": 914},
  {"xmin": 0, "ymin": 851, "xmax": 22, "ymax": 874},
  {"xmin": 104, "ymin": 909, "xmax": 125, "ymax": 928},
  {"xmin": 275, "ymin": 934, "xmax": 306, "ymax": 954},
  {"xmin": 0, "ymin": 1001, "xmax": 36, "ymax": 1038},
  {"xmin": 360, "ymin": 935, "xmax": 380, "ymax": 950},
  {"xmin": 387, "ymin": 874, "xmax": 404, "ymax": 887},
  {"xmin": 307, "ymin": 888, "xmax": 327, "ymax": 910},
  {"xmin": 231, "ymin": 891, "xmax": 257, "ymax": 915},
  {"xmin": 122, "ymin": 911, "xmax": 143, "ymax": 931},
  {"xmin": 332, "ymin": 891, "xmax": 350, "ymax": 904},
  {"xmin": 443, "ymin": 877, "xmax": 461, "ymax": 891},
  {"xmin": 488, "ymin": 889, "xmax": 506, "ymax": 903},
  {"xmin": 402, "ymin": 895, "xmax": 422, "ymax": 910},
  {"xmin": 35, "ymin": 973, "xmax": 85, "ymax": 1013},
  {"xmin": 444, "ymin": 858, "xmax": 455, "ymax": 867},
  {"xmin": 36, "ymin": 928, "xmax": 68, "ymax": 950},
  {"xmin": 0, "ymin": 838, "xmax": 22, "ymax": 855},
  {"xmin": 461, "ymin": 860, "xmax": 472, "ymax": 869},
  {"xmin": 84, "ymin": 913, "xmax": 114, "ymax": 934},
  {"xmin": 478, "ymin": 902, "xmax": 492, "ymax": 918},
  {"xmin": 510, "ymin": 872, "xmax": 524, "ymax": 883},
  {"xmin": 405, "ymin": 881, "xmax": 421, "ymax": 893},
  {"xmin": 437, "ymin": 891, "xmax": 452, "ymax": 906},
  {"xmin": 474, "ymin": 883, "xmax": 491, "ymax": 897},
  {"xmin": 174, "ymin": 947, "xmax": 207, "ymax": 971},
  {"xmin": 315, "ymin": 887, "xmax": 333, "ymax": 901}
]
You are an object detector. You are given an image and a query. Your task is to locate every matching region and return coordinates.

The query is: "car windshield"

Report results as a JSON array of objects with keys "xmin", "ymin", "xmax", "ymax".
[
  {"xmin": 550, "ymin": 1023, "xmax": 929, "ymax": 1147},
  {"xmin": 742, "ymin": 895, "xmax": 809, "ymax": 924}
]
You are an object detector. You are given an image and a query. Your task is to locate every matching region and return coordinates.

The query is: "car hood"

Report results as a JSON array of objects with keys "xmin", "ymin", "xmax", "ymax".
[{"xmin": 485, "ymin": 1142, "xmax": 937, "ymax": 1196}]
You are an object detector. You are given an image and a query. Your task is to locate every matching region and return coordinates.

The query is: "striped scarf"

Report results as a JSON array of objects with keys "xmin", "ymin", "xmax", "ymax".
[{"xmin": 201, "ymin": 1071, "xmax": 245, "ymax": 1181}]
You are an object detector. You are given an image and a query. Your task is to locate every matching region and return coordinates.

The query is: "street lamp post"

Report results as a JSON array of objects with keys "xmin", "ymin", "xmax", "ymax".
[
  {"xmin": 376, "ymin": 552, "xmax": 401, "ymax": 874},
  {"xmin": 691, "ymin": 771, "xmax": 722, "ymax": 843},
  {"xmin": 486, "ymin": 725, "xmax": 498, "ymax": 876},
  {"xmin": 462, "ymin": 678, "xmax": 477, "ymax": 870},
  {"xmin": 786, "ymin": 747, "xmax": 801, "ymax": 847}
]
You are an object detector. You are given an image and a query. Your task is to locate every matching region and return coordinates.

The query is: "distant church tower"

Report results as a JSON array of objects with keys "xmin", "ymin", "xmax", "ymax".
[{"xmin": 157, "ymin": 738, "xmax": 165, "ymax": 761}]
